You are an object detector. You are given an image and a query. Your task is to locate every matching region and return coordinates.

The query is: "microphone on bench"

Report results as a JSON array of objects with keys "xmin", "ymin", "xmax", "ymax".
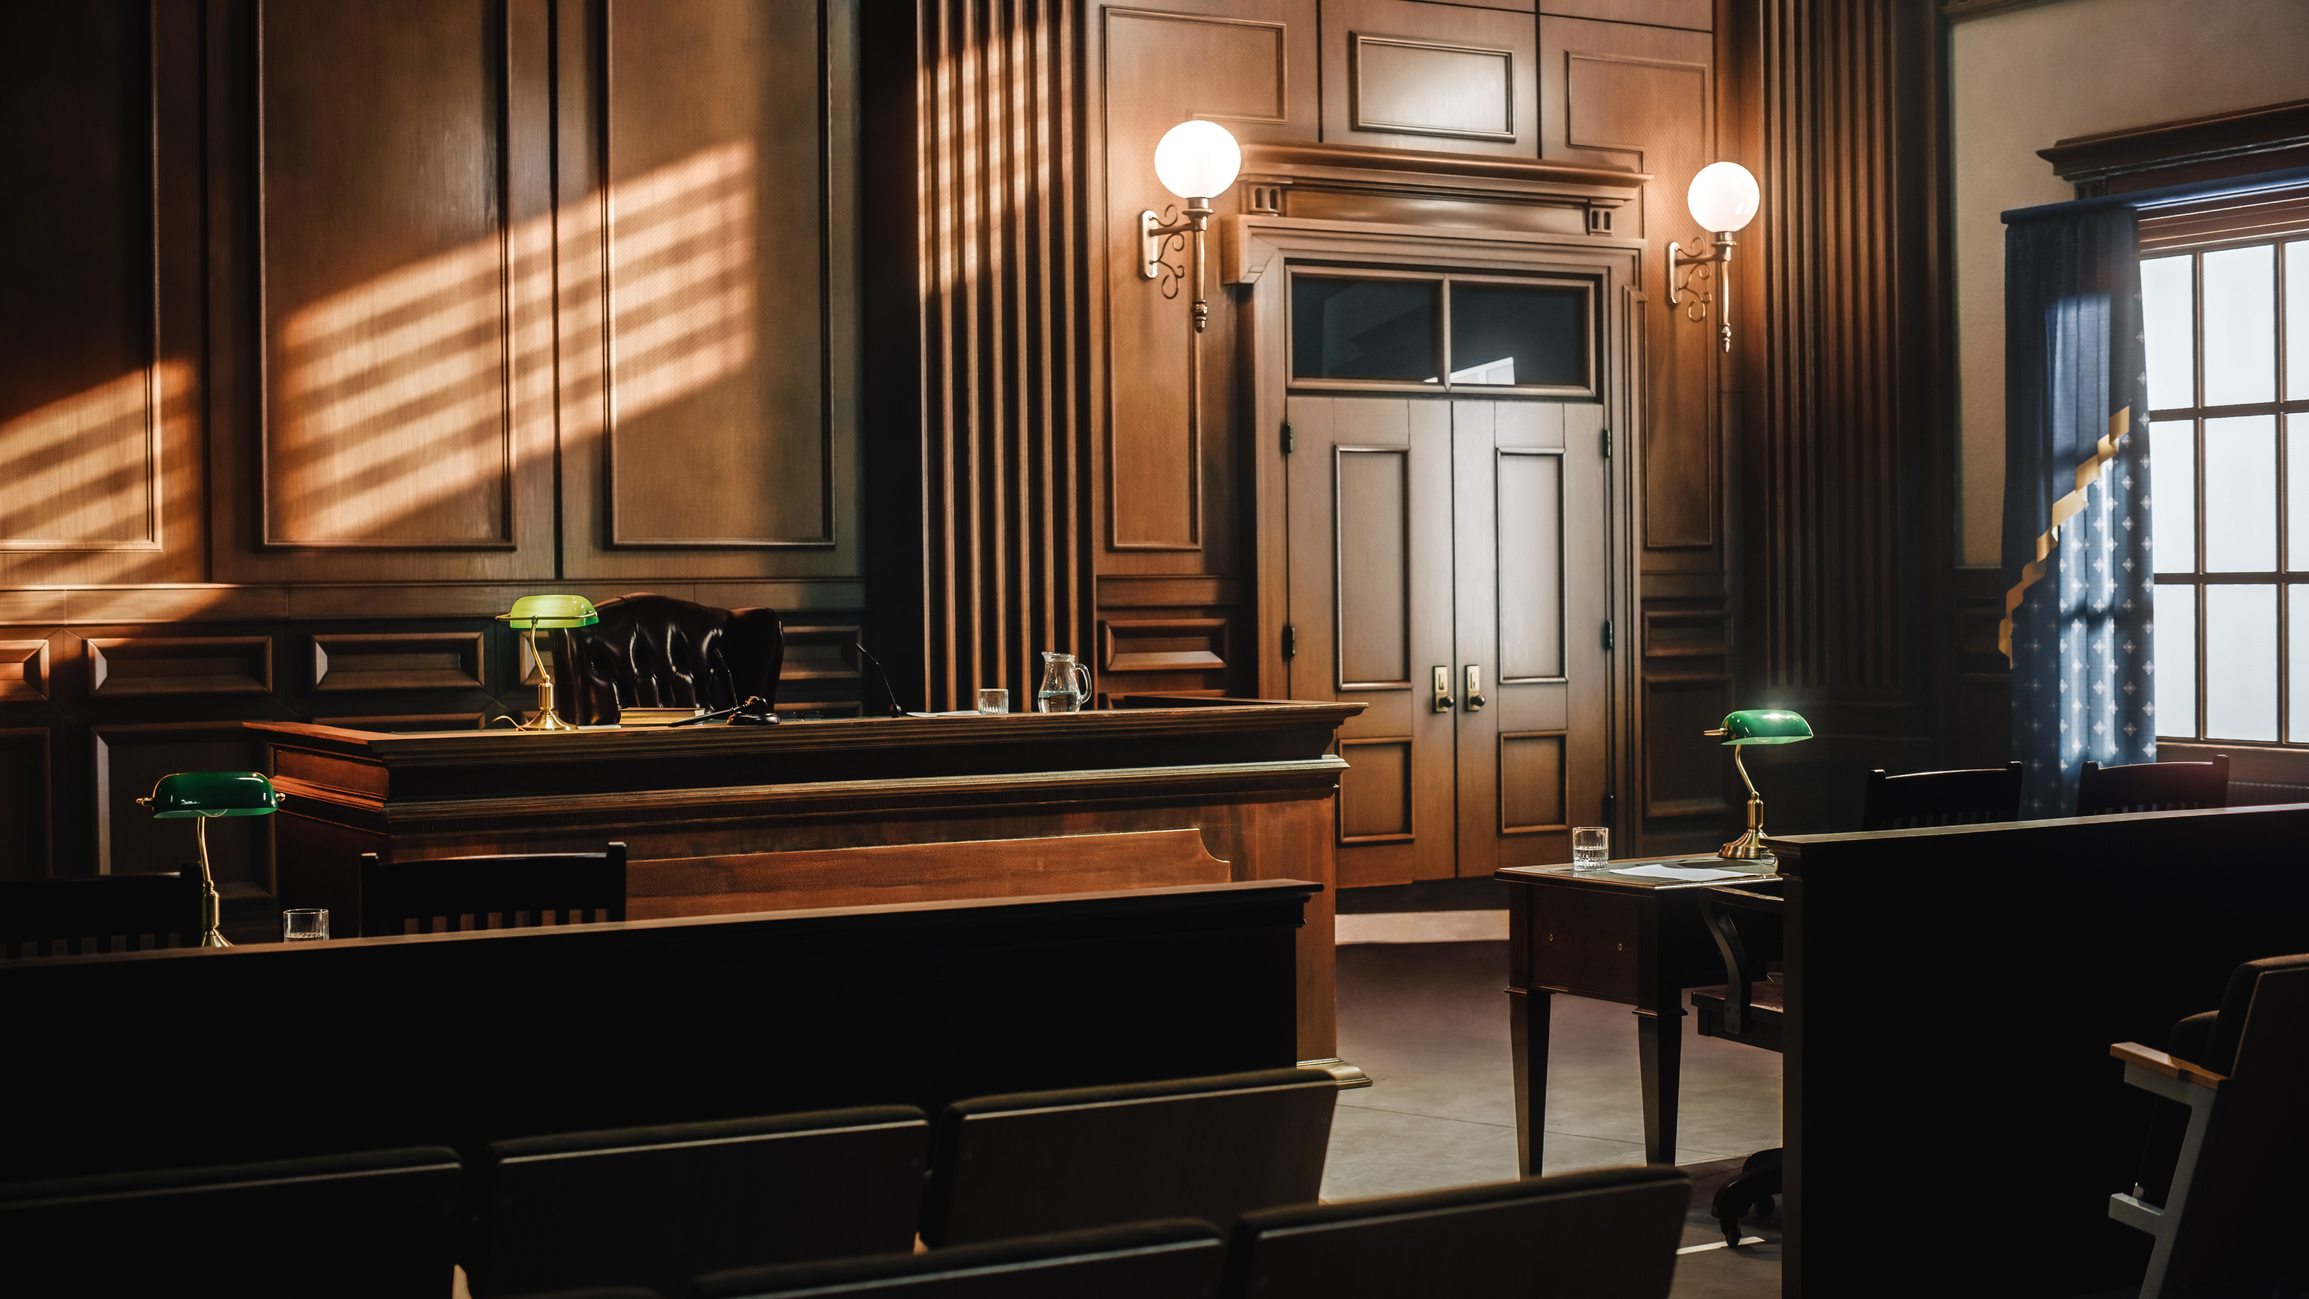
[{"xmin": 851, "ymin": 642, "xmax": 909, "ymax": 718}]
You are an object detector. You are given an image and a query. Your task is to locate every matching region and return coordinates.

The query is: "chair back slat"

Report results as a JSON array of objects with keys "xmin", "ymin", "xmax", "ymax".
[
  {"xmin": 358, "ymin": 844, "xmax": 626, "ymax": 938},
  {"xmin": 468, "ymin": 1107, "xmax": 928, "ymax": 1299},
  {"xmin": 2076, "ymin": 754, "xmax": 2229, "ymax": 816},
  {"xmin": 0, "ymin": 873, "xmax": 203, "ymax": 959},
  {"xmin": 1, "ymin": 1146, "xmax": 461, "ymax": 1297},
  {"xmin": 922, "ymin": 1068, "xmax": 1337, "ymax": 1247},
  {"xmin": 693, "ymin": 1220, "xmax": 1224, "ymax": 1299},
  {"xmin": 1860, "ymin": 762, "xmax": 2022, "ymax": 830},
  {"xmin": 1225, "ymin": 1166, "xmax": 1690, "ymax": 1299}
]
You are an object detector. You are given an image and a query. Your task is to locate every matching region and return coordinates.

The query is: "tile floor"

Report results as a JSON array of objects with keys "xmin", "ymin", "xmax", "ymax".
[{"xmin": 1320, "ymin": 940, "xmax": 1784, "ymax": 1299}]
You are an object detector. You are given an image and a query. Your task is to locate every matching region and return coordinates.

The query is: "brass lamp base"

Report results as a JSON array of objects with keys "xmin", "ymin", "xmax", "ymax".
[
  {"xmin": 513, "ymin": 626, "xmax": 579, "ymax": 731},
  {"xmin": 194, "ymin": 816, "xmax": 231, "ymax": 947},
  {"xmin": 1716, "ymin": 747, "xmax": 1774, "ymax": 862}
]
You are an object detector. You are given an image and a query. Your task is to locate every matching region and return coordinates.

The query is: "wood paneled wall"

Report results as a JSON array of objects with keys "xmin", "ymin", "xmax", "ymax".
[
  {"xmin": 0, "ymin": 1, "xmax": 866, "ymax": 893},
  {"xmin": 1727, "ymin": 0, "xmax": 1947, "ymax": 831},
  {"xmin": 864, "ymin": 0, "xmax": 1095, "ymax": 713}
]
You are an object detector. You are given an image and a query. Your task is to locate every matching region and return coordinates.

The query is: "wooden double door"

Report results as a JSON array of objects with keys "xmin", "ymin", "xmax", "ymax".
[{"xmin": 1286, "ymin": 396, "xmax": 1609, "ymax": 887}]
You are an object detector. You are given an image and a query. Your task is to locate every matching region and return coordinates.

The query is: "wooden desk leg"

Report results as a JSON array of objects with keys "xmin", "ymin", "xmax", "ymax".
[
  {"xmin": 1508, "ymin": 985, "xmax": 1550, "ymax": 1176},
  {"xmin": 1635, "ymin": 1004, "xmax": 1683, "ymax": 1165}
]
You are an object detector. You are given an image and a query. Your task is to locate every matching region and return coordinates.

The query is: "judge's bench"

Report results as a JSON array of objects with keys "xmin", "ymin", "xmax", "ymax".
[{"xmin": 250, "ymin": 696, "xmax": 1362, "ymax": 1066}]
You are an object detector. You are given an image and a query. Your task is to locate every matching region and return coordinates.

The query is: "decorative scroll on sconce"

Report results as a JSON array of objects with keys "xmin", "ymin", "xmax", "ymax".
[
  {"xmin": 1139, "ymin": 121, "xmax": 1241, "ymax": 334},
  {"xmin": 1665, "ymin": 161, "xmax": 1760, "ymax": 354}
]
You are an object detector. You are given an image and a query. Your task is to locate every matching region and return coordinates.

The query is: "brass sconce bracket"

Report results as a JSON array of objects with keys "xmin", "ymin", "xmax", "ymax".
[
  {"xmin": 1667, "ymin": 230, "xmax": 1737, "ymax": 353},
  {"xmin": 1141, "ymin": 199, "xmax": 1215, "ymax": 332}
]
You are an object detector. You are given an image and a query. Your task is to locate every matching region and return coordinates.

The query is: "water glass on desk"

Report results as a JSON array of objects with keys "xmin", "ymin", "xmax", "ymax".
[
  {"xmin": 281, "ymin": 908, "xmax": 329, "ymax": 942},
  {"xmin": 1570, "ymin": 826, "xmax": 1609, "ymax": 871},
  {"xmin": 976, "ymin": 688, "xmax": 1009, "ymax": 715}
]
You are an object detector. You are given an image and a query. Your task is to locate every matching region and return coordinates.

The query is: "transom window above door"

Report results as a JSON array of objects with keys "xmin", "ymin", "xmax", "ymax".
[{"xmin": 1289, "ymin": 270, "xmax": 1594, "ymax": 396}]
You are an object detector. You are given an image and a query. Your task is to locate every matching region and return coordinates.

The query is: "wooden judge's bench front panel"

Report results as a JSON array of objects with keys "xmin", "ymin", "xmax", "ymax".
[{"xmin": 255, "ymin": 701, "xmax": 1358, "ymax": 1062}]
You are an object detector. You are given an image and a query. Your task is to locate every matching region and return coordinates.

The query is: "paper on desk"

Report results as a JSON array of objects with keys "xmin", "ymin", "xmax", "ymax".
[{"xmin": 1611, "ymin": 864, "xmax": 1749, "ymax": 882}]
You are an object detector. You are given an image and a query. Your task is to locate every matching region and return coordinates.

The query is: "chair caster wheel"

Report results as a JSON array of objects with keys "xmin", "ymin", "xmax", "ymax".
[
  {"xmin": 1751, "ymin": 1195, "xmax": 1774, "ymax": 1221},
  {"xmin": 1719, "ymin": 1218, "xmax": 1745, "ymax": 1247}
]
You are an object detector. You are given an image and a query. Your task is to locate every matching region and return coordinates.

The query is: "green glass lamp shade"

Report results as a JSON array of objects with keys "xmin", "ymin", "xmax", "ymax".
[
  {"xmin": 1709, "ymin": 708, "xmax": 1813, "ymax": 745},
  {"xmin": 140, "ymin": 771, "xmax": 284, "ymax": 818},
  {"xmin": 499, "ymin": 594, "xmax": 600, "ymax": 629}
]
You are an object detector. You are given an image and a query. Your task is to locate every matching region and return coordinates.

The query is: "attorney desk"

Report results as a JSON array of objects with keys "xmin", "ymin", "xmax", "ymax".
[{"xmin": 251, "ymin": 698, "xmax": 1361, "ymax": 1065}]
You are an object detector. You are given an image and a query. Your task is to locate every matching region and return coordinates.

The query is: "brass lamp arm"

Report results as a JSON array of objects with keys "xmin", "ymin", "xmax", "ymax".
[
  {"xmin": 1667, "ymin": 231, "xmax": 1737, "ymax": 352},
  {"xmin": 1140, "ymin": 199, "xmax": 1216, "ymax": 333}
]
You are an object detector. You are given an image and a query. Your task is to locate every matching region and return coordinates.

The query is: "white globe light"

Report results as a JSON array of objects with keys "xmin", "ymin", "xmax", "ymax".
[
  {"xmin": 1153, "ymin": 120, "xmax": 1242, "ymax": 201},
  {"xmin": 1686, "ymin": 161, "xmax": 1760, "ymax": 234}
]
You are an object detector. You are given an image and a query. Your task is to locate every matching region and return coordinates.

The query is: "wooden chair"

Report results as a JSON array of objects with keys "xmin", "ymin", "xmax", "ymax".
[
  {"xmin": 465, "ymin": 1107, "xmax": 929, "ymax": 1299},
  {"xmin": 2110, "ymin": 953, "xmax": 2309, "ymax": 1299},
  {"xmin": 2076, "ymin": 754, "xmax": 2229, "ymax": 816},
  {"xmin": 1, "ymin": 1145, "xmax": 461, "ymax": 1297},
  {"xmin": 1687, "ymin": 883, "xmax": 1786, "ymax": 1247},
  {"xmin": 1859, "ymin": 761, "xmax": 2022, "ymax": 829},
  {"xmin": 693, "ymin": 1220, "xmax": 1224, "ymax": 1298},
  {"xmin": 553, "ymin": 592, "xmax": 784, "ymax": 726},
  {"xmin": 358, "ymin": 844, "xmax": 626, "ymax": 937},
  {"xmin": 920, "ymin": 1068, "xmax": 1337, "ymax": 1247},
  {"xmin": 0, "ymin": 871, "xmax": 203, "ymax": 958},
  {"xmin": 1222, "ymin": 1165, "xmax": 1689, "ymax": 1299}
]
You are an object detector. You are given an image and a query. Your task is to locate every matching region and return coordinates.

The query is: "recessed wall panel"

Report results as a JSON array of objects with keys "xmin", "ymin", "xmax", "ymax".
[
  {"xmin": 0, "ymin": 5, "xmax": 162, "ymax": 553},
  {"xmin": 260, "ymin": 0, "xmax": 514, "ymax": 548},
  {"xmin": 600, "ymin": 0, "xmax": 829, "ymax": 547},
  {"xmin": 1498, "ymin": 451, "xmax": 1564, "ymax": 680},
  {"xmin": 1339, "ymin": 738, "xmax": 1414, "ymax": 841},
  {"xmin": 1335, "ymin": 448, "xmax": 1411, "ymax": 687},
  {"xmin": 1499, "ymin": 732, "xmax": 1567, "ymax": 832}
]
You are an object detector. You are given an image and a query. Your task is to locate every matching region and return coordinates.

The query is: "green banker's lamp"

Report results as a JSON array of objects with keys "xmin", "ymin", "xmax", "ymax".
[
  {"xmin": 136, "ymin": 771, "xmax": 284, "ymax": 948},
  {"xmin": 499, "ymin": 594, "xmax": 599, "ymax": 731},
  {"xmin": 1705, "ymin": 708, "xmax": 1812, "ymax": 862}
]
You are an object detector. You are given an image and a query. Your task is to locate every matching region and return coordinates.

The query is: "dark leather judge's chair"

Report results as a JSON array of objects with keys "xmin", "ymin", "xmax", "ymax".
[{"xmin": 549, "ymin": 592, "xmax": 784, "ymax": 726}]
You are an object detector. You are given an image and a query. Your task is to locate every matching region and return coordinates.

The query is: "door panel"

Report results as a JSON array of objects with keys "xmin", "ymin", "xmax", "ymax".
[
  {"xmin": 1286, "ymin": 395, "xmax": 1457, "ymax": 886},
  {"xmin": 1286, "ymin": 394, "xmax": 1606, "ymax": 885},
  {"xmin": 1454, "ymin": 399, "xmax": 1607, "ymax": 874}
]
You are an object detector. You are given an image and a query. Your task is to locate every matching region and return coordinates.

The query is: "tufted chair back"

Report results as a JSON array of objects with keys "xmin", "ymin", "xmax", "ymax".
[{"xmin": 549, "ymin": 593, "xmax": 783, "ymax": 726}]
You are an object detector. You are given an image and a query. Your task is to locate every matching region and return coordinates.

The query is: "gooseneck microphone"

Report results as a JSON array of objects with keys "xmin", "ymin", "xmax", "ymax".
[{"xmin": 851, "ymin": 642, "xmax": 909, "ymax": 718}]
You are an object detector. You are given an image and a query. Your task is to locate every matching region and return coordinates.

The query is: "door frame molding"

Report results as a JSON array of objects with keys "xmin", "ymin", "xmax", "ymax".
[{"xmin": 1227, "ymin": 215, "xmax": 1645, "ymax": 842}]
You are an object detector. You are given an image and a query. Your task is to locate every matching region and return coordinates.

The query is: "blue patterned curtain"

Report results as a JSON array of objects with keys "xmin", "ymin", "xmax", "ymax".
[{"xmin": 2000, "ymin": 205, "xmax": 2155, "ymax": 818}]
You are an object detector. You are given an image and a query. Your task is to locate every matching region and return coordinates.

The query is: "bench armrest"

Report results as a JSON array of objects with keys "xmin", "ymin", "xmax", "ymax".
[{"xmin": 2110, "ymin": 1041, "xmax": 2226, "ymax": 1092}]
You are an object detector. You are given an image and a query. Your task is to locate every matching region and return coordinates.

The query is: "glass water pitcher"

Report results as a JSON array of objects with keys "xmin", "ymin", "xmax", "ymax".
[{"xmin": 1037, "ymin": 650, "xmax": 1091, "ymax": 713}]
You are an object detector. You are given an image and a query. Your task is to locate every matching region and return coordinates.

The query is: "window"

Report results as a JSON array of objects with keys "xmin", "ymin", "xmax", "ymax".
[
  {"xmin": 1288, "ymin": 271, "xmax": 1592, "ymax": 394},
  {"xmin": 2142, "ymin": 207, "xmax": 2309, "ymax": 745}
]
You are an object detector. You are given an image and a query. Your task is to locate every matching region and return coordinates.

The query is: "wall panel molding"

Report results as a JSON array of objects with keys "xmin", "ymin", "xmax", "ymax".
[
  {"xmin": 1100, "ymin": 617, "xmax": 1229, "ymax": 673},
  {"xmin": 310, "ymin": 631, "xmax": 486, "ymax": 692},
  {"xmin": 88, "ymin": 636, "xmax": 273, "ymax": 697},
  {"xmin": 92, "ymin": 721, "xmax": 274, "ymax": 884},
  {"xmin": 0, "ymin": 640, "xmax": 52, "ymax": 701},
  {"xmin": 0, "ymin": 728, "xmax": 54, "ymax": 880},
  {"xmin": 254, "ymin": 0, "xmax": 521, "ymax": 551}
]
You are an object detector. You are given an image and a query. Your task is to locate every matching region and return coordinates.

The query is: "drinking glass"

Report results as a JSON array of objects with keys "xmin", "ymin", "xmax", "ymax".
[
  {"xmin": 976, "ymin": 688, "xmax": 1009, "ymax": 715},
  {"xmin": 1570, "ymin": 827, "xmax": 1609, "ymax": 871},
  {"xmin": 282, "ymin": 908, "xmax": 329, "ymax": 942}
]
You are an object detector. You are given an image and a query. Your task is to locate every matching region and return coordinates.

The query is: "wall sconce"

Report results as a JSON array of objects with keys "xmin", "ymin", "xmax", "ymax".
[
  {"xmin": 1141, "ymin": 120, "xmax": 1241, "ymax": 333},
  {"xmin": 1668, "ymin": 161, "xmax": 1761, "ymax": 353}
]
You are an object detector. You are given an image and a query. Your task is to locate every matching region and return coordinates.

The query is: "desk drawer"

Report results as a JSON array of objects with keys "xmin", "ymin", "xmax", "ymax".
[{"xmin": 1528, "ymin": 889, "xmax": 1641, "ymax": 1003}]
